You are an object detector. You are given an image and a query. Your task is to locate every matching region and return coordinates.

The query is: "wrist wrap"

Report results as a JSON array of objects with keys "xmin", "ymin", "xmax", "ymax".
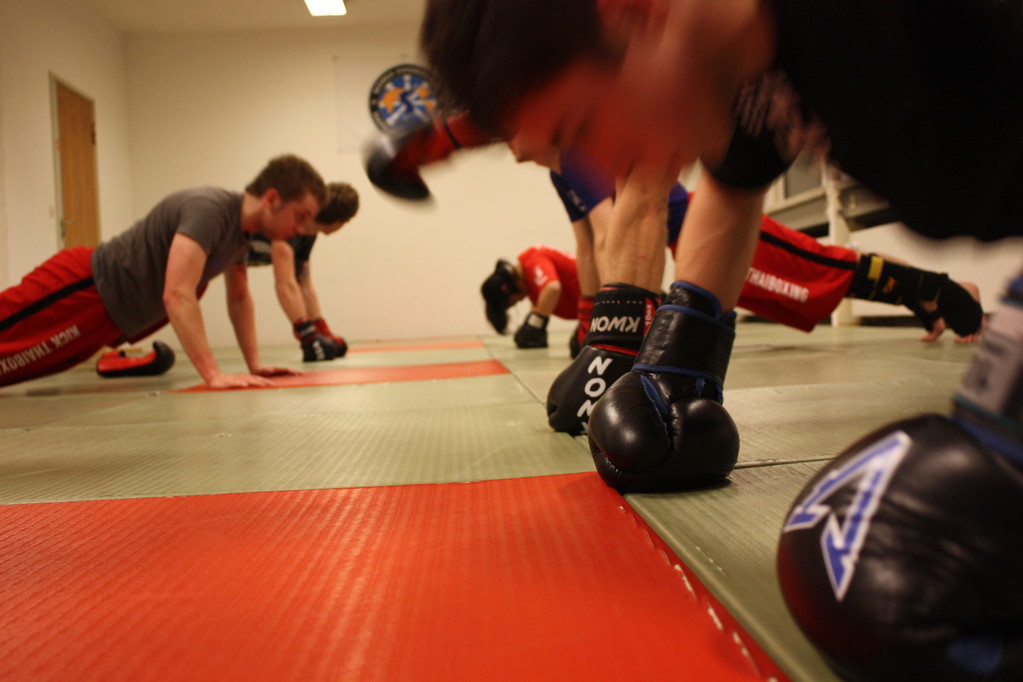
[{"xmin": 587, "ymin": 283, "xmax": 660, "ymax": 354}]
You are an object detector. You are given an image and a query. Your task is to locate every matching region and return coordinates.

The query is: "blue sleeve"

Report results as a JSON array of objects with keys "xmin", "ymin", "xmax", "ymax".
[
  {"xmin": 549, "ymin": 152, "xmax": 614, "ymax": 221},
  {"xmin": 666, "ymin": 183, "xmax": 689, "ymax": 245},
  {"xmin": 550, "ymin": 172, "xmax": 589, "ymax": 222}
]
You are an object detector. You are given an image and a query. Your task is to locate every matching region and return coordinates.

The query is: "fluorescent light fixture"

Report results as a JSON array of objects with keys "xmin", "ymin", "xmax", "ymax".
[{"xmin": 305, "ymin": 0, "xmax": 347, "ymax": 16}]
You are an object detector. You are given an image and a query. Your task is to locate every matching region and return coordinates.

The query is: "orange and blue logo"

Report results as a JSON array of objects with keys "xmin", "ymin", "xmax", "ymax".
[{"xmin": 368, "ymin": 64, "xmax": 438, "ymax": 132}]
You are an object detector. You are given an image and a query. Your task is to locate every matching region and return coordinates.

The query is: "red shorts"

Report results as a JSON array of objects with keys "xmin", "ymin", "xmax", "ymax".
[
  {"xmin": 0, "ymin": 247, "xmax": 125, "ymax": 387},
  {"xmin": 738, "ymin": 216, "xmax": 858, "ymax": 331}
]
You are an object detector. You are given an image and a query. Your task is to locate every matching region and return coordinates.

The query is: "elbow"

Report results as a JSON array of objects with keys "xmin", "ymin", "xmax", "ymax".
[{"xmin": 162, "ymin": 287, "xmax": 191, "ymax": 317}]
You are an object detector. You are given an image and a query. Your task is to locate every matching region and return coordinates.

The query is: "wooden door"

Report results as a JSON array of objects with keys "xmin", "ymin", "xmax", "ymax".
[{"xmin": 54, "ymin": 79, "xmax": 100, "ymax": 248}]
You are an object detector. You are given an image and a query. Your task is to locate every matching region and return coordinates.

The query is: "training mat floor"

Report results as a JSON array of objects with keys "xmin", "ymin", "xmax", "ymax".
[
  {"xmin": 0, "ymin": 326, "xmax": 977, "ymax": 681},
  {"xmin": 0, "ymin": 473, "xmax": 783, "ymax": 682}
]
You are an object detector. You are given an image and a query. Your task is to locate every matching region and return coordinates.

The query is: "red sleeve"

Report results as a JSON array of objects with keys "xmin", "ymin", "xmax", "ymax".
[{"xmin": 518, "ymin": 247, "xmax": 560, "ymax": 305}]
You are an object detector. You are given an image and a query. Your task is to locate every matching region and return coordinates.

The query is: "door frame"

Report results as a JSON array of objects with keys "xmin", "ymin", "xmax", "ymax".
[{"xmin": 50, "ymin": 74, "xmax": 101, "ymax": 249}]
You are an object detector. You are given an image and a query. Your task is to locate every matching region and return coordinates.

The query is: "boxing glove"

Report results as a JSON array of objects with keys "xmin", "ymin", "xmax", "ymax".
[
  {"xmin": 96, "ymin": 341, "xmax": 176, "ymax": 378},
  {"xmin": 588, "ymin": 282, "xmax": 739, "ymax": 492},
  {"xmin": 547, "ymin": 284, "xmax": 659, "ymax": 435},
  {"xmin": 777, "ymin": 415, "xmax": 1023, "ymax": 681},
  {"xmin": 363, "ymin": 112, "xmax": 493, "ymax": 201},
  {"xmin": 293, "ymin": 318, "xmax": 338, "ymax": 362},
  {"xmin": 569, "ymin": 295, "xmax": 594, "ymax": 359},
  {"xmin": 313, "ymin": 317, "xmax": 348, "ymax": 358},
  {"xmin": 514, "ymin": 312, "xmax": 549, "ymax": 349}
]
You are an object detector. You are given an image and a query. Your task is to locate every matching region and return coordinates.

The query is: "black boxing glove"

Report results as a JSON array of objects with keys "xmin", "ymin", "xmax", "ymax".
[
  {"xmin": 777, "ymin": 415, "xmax": 1023, "ymax": 682},
  {"xmin": 547, "ymin": 284, "xmax": 659, "ymax": 435},
  {"xmin": 514, "ymin": 312, "xmax": 549, "ymax": 348},
  {"xmin": 313, "ymin": 317, "xmax": 348, "ymax": 358},
  {"xmin": 293, "ymin": 317, "xmax": 338, "ymax": 362},
  {"xmin": 588, "ymin": 282, "xmax": 739, "ymax": 492},
  {"xmin": 778, "ymin": 275, "xmax": 1023, "ymax": 681},
  {"xmin": 569, "ymin": 295, "xmax": 594, "ymax": 359},
  {"xmin": 363, "ymin": 112, "xmax": 494, "ymax": 201},
  {"xmin": 96, "ymin": 341, "xmax": 176, "ymax": 378}
]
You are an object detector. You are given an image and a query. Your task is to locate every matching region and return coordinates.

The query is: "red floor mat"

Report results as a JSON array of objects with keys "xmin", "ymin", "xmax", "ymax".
[
  {"xmin": 174, "ymin": 359, "xmax": 508, "ymax": 392},
  {"xmin": 0, "ymin": 473, "xmax": 786, "ymax": 682}
]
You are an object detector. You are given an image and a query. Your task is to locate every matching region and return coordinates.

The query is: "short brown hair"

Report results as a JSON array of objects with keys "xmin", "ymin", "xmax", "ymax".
[
  {"xmin": 316, "ymin": 182, "xmax": 360, "ymax": 225},
  {"xmin": 246, "ymin": 154, "xmax": 327, "ymax": 205},
  {"xmin": 420, "ymin": 0, "xmax": 614, "ymax": 134}
]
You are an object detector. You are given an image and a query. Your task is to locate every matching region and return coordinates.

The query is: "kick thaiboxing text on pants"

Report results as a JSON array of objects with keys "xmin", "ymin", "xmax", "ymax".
[{"xmin": 0, "ymin": 325, "xmax": 82, "ymax": 375}]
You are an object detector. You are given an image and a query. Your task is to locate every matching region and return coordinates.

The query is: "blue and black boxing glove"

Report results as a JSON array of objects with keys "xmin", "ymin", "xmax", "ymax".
[
  {"xmin": 588, "ymin": 281, "xmax": 739, "ymax": 492},
  {"xmin": 777, "ymin": 415, "xmax": 1023, "ymax": 682},
  {"xmin": 777, "ymin": 275, "xmax": 1023, "ymax": 681}
]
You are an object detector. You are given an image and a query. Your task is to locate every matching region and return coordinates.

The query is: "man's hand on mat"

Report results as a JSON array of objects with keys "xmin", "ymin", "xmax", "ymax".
[
  {"xmin": 252, "ymin": 365, "xmax": 302, "ymax": 378},
  {"xmin": 206, "ymin": 372, "xmax": 277, "ymax": 389}
]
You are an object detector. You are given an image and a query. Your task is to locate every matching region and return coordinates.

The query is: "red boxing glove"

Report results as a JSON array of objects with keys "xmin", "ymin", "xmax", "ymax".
[
  {"xmin": 570, "ymin": 295, "xmax": 595, "ymax": 358},
  {"xmin": 96, "ymin": 341, "xmax": 176, "ymax": 378},
  {"xmin": 364, "ymin": 112, "xmax": 495, "ymax": 200},
  {"xmin": 313, "ymin": 317, "xmax": 348, "ymax": 358}
]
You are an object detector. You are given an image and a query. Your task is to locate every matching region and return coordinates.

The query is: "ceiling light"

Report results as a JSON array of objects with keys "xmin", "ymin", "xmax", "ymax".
[{"xmin": 305, "ymin": 0, "xmax": 347, "ymax": 16}]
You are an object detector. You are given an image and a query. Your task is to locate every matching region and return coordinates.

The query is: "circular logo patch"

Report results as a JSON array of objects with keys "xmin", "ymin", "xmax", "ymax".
[{"xmin": 368, "ymin": 64, "xmax": 438, "ymax": 132}]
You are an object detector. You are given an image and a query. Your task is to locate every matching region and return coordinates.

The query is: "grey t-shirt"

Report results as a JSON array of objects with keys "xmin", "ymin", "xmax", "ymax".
[{"xmin": 92, "ymin": 187, "xmax": 247, "ymax": 338}]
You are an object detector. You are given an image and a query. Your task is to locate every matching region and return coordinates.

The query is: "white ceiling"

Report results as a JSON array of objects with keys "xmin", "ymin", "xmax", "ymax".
[{"xmin": 82, "ymin": 0, "xmax": 426, "ymax": 35}]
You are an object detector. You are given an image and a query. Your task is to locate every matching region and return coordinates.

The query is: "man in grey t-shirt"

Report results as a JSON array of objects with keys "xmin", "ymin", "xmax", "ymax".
[{"xmin": 0, "ymin": 154, "xmax": 326, "ymax": 389}]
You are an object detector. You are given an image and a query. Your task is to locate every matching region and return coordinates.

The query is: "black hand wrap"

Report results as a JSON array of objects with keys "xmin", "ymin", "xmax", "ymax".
[
  {"xmin": 546, "ymin": 285, "xmax": 659, "ymax": 434},
  {"xmin": 850, "ymin": 255, "xmax": 983, "ymax": 337},
  {"xmin": 588, "ymin": 282, "xmax": 739, "ymax": 492}
]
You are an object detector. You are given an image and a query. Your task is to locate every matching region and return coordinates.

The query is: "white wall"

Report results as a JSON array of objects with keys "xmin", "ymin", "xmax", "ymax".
[
  {"xmin": 123, "ymin": 25, "xmax": 575, "ymax": 347},
  {"xmin": 7, "ymin": 5, "xmax": 1018, "ymax": 355},
  {"xmin": 0, "ymin": 0, "xmax": 134, "ymax": 286}
]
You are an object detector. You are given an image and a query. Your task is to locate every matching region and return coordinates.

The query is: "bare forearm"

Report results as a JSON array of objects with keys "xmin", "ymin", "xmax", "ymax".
[
  {"xmin": 571, "ymin": 219, "xmax": 600, "ymax": 296},
  {"xmin": 534, "ymin": 282, "xmax": 562, "ymax": 317},
  {"xmin": 274, "ymin": 279, "xmax": 307, "ymax": 323},
  {"xmin": 672, "ymin": 175, "xmax": 765, "ymax": 309},
  {"xmin": 299, "ymin": 276, "xmax": 323, "ymax": 319},
  {"xmin": 227, "ymin": 293, "xmax": 261, "ymax": 371},
  {"xmin": 165, "ymin": 293, "xmax": 221, "ymax": 383},
  {"xmin": 604, "ymin": 176, "xmax": 671, "ymax": 292}
]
